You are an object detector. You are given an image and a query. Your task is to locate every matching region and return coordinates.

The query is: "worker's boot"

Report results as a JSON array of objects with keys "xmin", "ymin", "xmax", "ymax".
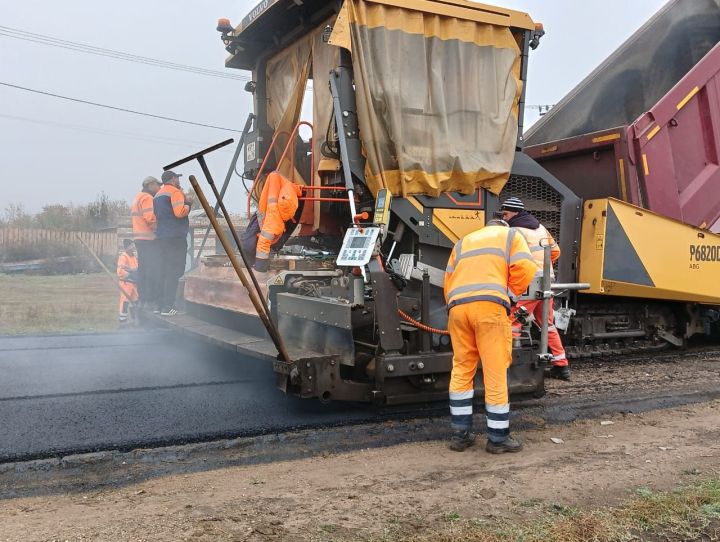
[
  {"xmin": 485, "ymin": 436, "xmax": 523, "ymax": 454},
  {"xmin": 549, "ymin": 365, "xmax": 571, "ymax": 381},
  {"xmin": 448, "ymin": 429, "xmax": 476, "ymax": 452}
]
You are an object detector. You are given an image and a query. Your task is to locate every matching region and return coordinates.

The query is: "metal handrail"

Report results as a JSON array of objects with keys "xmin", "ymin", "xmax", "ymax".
[{"xmin": 246, "ymin": 120, "xmax": 315, "ymax": 217}]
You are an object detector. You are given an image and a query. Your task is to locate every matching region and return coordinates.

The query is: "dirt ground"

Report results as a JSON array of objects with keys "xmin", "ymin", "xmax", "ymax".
[{"xmin": 1, "ymin": 398, "xmax": 719, "ymax": 542}]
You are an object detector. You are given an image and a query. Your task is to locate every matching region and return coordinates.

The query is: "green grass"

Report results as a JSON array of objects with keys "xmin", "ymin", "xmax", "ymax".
[{"xmin": 0, "ymin": 273, "xmax": 118, "ymax": 335}]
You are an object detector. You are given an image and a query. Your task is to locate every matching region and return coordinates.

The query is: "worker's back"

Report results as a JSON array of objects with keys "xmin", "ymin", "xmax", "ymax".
[{"xmin": 444, "ymin": 225, "xmax": 536, "ymax": 312}]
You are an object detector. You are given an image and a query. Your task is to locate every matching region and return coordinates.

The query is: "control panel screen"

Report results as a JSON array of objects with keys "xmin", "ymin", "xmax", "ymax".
[{"xmin": 349, "ymin": 237, "xmax": 366, "ymax": 249}]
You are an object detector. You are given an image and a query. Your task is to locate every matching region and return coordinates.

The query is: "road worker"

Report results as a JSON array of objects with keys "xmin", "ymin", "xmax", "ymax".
[
  {"xmin": 501, "ymin": 197, "xmax": 571, "ymax": 381},
  {"xmin": 117, "ymin": 239, "xmax": 139, "ymax": 323},
  {"xmin": 154, "ymin": 170, "xmax": 192, "ymax": 316},
  {"xmin": 249, "ymin": 171, "xmax": 302, "ymax": 273},
  {"xmin": 130, "ymin": 176, "xmax": 161, "ymax": 310},
  {"xmin": 444, "ymin": 218, "xmax": 536, "ymax": 453}
]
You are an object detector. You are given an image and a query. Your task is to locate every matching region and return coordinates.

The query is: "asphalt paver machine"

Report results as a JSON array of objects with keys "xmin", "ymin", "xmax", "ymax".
[{"xmin": 168, "ymin": 0, "xmax": 585, "ymax": 405}]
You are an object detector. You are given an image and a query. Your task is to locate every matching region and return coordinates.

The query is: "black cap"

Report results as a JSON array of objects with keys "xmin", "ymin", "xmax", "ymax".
[
  {"xmin": 123, "ymin": 238, "xmax": 135, "ymax": 249},
  {"xmin": 161, "ymin": 170, "xmax": 182, "ymax": 183}
]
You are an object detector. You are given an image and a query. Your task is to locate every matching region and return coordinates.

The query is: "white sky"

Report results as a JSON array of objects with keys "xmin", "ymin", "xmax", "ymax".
[{"xmin": 0, "ymin": 0, "xmax": 667, "ymax": 213}]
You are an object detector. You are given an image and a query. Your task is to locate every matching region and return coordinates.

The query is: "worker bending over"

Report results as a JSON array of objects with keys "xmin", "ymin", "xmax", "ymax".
[
  {"xmin": 130, "ymin": 176, "xmax": 161, "ymax": 309},
  {"xmin": 444, "ymin": 219, "xmax": 536, "ymax": 453},
  {"xmin": 501, "ymin": 197, "xmax": 570, "ymax": 380},
  {"xmin": 117, "ymin": 239, "xmax": 139, "ymax": 323},
  {"xmin": 242, "ymin": 171, "xmax": 302, "ymax": 273}
]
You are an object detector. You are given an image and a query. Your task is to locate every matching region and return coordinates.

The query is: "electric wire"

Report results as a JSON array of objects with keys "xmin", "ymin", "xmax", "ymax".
[
  {"xmin": 0, "ymin": 113, "xmax": 234, "ymax": 150},
  {"xmin": 0, "ymin": 81, "xmax": 241, "ymax": 132},
  {"xmin": 0, "ymin": 25, "xmax": 250, "ymax": 81}
]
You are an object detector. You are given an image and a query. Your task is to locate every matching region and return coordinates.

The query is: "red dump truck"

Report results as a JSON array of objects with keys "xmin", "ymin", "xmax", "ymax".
[{"xmin": 525, "ymin": 0, "xmax": 720, "ymax": 232}]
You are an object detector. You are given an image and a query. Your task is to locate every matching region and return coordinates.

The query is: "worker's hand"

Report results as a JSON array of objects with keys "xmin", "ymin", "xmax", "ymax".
[{"xmin": 184, "ymin": 193, "xmax": 194, "ymax": 206}]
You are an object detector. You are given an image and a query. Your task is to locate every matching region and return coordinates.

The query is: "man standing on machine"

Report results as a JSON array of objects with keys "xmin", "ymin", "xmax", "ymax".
[
  {"xmin": 501, "ymin": 197, "xmax": 571, "ymax": 380},
  {"xmin": 444, "ymin": 219, "xmax": 536, "ymax": 454}
]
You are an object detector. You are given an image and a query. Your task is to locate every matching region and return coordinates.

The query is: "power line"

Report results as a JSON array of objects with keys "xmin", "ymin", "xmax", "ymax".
[
  {"xmin": 0, "ymin": 113, "xmax": 234, "ymax": 151},
  {"xmin": 0, "ymin": 81, "xmax": 241, "ymax": 132},
  {"xmin": 0, "ymin": 25, "xmax": 250, "ymax": 82}
]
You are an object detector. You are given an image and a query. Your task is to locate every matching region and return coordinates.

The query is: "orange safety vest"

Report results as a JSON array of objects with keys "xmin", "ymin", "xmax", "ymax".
[
  {"xmin": 255, "ymin": 171, "xmax": 302, "ymax": 262},
  {"xmin": 117, "ymin": 251, "xmax": 138, "ymax": 282},
  {"xmin": 131, "ymin": 191, "xmax": 156, "ymax": 241},
  {"xmin": 444, "ymin": 225, "xmax": 537, "ymax": 311},
  {"xmin": 514, "ymin": 224, "xmax": 561, "ymax": 277}
]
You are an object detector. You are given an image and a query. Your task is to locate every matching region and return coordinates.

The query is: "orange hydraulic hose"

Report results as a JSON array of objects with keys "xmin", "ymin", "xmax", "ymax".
[
  {"xmin": 376, "ymin": 254, "xmax": 449, "ymax": 335},
  {"xmin": 397, "ymin": 309, "xmax": 450, "ymax": 336}
]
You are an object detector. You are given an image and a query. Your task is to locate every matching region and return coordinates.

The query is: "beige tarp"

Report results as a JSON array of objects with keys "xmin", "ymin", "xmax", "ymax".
[
  {"xmin": 264, "ymin": 18, "xmax": 338, "ymax": 227},
  {"xmin": 265, "ymin": 35, "xmax": 312, "ymax": 182},
  {"xmin": 330, "ymin": 0, "xmax": 522, "ymax": 197}
]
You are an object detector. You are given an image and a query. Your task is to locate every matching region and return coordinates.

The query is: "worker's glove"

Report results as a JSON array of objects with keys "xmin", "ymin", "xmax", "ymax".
[{"xmin": 126, "ymin": 270, "xmax": 139, "ymax": 283}]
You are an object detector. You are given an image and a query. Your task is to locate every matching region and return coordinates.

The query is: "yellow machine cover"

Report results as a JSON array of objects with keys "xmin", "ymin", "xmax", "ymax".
[
  {"xmin": 330, "ymin": 0, "xmax": 532, "ymax": 198},
  {"xmin": 580, "ymin": 198, "xmax": 720, "ymax": 304}
]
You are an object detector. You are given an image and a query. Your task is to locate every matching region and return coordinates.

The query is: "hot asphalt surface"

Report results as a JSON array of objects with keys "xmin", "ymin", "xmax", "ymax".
[
  {"xmin": 0, "ymin": 331, "xmax": 378, "ymax": 463},
  {"xmin": 3, "ymin": 332, "xmax": 720, "ymax": 466}
]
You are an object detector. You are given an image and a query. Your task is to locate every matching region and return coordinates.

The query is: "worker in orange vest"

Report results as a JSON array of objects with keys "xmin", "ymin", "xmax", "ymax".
[
  {"xmin": 130, "ymin": 176, "xmax": 161, "ymax": 309},
  {"xmin": 444, "ymin": 219, "xmax": 536, "ymax": 453},
  {"xmin": 501, "ymin": 197, "xmax": 570, "ymax": 380},
  {"xmin": 252, "ymin": 171, "xmax": 302, "ymax": 272},
  {"xmin": 117, "ymin": 239, "xmax": 139, "ymax": 323}
]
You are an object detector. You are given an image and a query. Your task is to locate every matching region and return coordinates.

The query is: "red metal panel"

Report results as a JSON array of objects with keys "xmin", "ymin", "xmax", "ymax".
[
  {"xmin": 524, "ymin": 127, "xmax": 641, "ymax": 206},
  {"xmin": 631, "ymin": 42, "xmax": 720, "ymax": 228},
  {"xmin": 525, "ymin": 43, "xmax": 720, "ymax": 230}
]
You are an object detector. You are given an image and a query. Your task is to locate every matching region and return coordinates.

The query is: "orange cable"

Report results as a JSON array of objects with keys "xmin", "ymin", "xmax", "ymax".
[{"xmin": 397, "ymin": 309, "xmax": 450, "ymax": 336}]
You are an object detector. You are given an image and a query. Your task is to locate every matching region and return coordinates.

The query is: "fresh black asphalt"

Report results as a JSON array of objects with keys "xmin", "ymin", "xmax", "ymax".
[{"xmin": 0, "ymin": 331, "xmax": 378, "ymax": 462}]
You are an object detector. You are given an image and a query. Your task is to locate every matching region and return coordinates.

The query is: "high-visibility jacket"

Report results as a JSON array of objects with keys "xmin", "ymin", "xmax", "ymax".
[
  {"xmin": 256, "ymin": 171, "xmax": 302, "ymax": 262},
  {"xmin": 515, "ymin": 224, "xmax": 560, "ymax": 277},
  {"xmin": 154, "ymin": 184, "xmax": 190, "ymax": 239},
  {"xmin": 131, "ymin": 191, "xmax": 157, "ymax": 241},
  {"xmin": 117, "ymin": 251, "xmax": 139, "ymax": 301},
  {"xmin": 444, "ymin": 225, "xmax": 537, "ymax": 312}
]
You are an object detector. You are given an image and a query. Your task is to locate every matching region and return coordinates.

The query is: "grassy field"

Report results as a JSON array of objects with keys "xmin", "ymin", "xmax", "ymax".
[
  {"xmin": 0, "ymin": 273, "xmax": 119, "ymax": 335},
  {"xmin": 372, "ymin": 478, "xmax": 720, "ymax": 542}
]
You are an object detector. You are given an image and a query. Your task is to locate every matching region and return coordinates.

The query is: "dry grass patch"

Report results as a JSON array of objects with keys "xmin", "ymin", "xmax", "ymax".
[
  {"xmin": 347, "ymin": 478, "xmax": 720, "ymax": 542},
  {"xmin": 0, "ymin": 273, "xmax": 117, "ymax": 334}
]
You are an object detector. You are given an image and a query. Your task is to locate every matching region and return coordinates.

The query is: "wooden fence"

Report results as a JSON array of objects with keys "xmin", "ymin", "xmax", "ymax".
[{"xmin": 0, "ymin": 227, "xmax": 118, "ymax": 259}]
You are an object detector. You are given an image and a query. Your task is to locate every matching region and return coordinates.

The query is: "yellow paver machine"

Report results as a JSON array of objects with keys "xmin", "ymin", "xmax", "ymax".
[{"xmin": 161, "ymin": 0, "xmax": 720, "ymax": 404}]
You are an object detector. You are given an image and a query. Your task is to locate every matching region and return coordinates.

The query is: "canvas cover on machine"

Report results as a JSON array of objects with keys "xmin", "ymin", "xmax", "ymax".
[
  {"xmin": 330, "ymin": 0, "xmax": 524, "ymax": 197},
  {"xmin": 265, "ymin": 18, "xmax": 339, "ymax": 228}
]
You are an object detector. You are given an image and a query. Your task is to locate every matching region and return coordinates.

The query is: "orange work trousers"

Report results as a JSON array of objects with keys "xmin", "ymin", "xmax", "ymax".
[
  {"xmin": 448, "ymin": 301, "xmax": 511, "ymax": 441},
  {"xmin": 511, "ymin": 300, "xmax": 568, "ymax": 367},
  {"xmin": 118, "ymin": 282, "xmax": 138, "ymax": 320}
]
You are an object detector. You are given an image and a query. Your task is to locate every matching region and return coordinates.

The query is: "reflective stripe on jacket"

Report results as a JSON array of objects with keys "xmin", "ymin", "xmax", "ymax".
[
  {"xmin": 154, "ymin": 184, "xmax": 190, "ymax": 239},
  {"xmin": 444, "ymin": 225, "xmax": 537, "ymax": 311},
  {"xmin": 131, "ymin": 191, "xmax": 156, "ymax": 240},
  {"xmin": 514, "ymin": 224, "xmax": 560, "ymax": 277},
  {"xmin": 255, "ymin": 171, "xmax": 302, "ymax": 261}
]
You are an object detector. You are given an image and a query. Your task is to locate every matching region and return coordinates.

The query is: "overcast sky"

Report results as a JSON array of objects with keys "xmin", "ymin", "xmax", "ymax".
[{"xmin": 1, "ymin": 0, "xmax": 667, "ymax": 213}]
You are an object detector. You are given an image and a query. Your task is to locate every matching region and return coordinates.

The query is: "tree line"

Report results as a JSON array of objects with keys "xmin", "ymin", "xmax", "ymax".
[{"xmin": 1, "ymin": 193, "xmax": 130, "ymax": 231}]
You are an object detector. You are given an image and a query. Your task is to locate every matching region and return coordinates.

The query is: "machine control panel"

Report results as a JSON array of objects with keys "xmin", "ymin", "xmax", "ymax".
[{"xmin": 336, "ymin": 227, "xmax": 381, "ymax": 266}]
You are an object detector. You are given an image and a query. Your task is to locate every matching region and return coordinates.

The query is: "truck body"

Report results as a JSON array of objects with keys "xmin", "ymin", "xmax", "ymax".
[{"xmin": 526, "ymin": 42, "xmax": 720, "ymax": 232}]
